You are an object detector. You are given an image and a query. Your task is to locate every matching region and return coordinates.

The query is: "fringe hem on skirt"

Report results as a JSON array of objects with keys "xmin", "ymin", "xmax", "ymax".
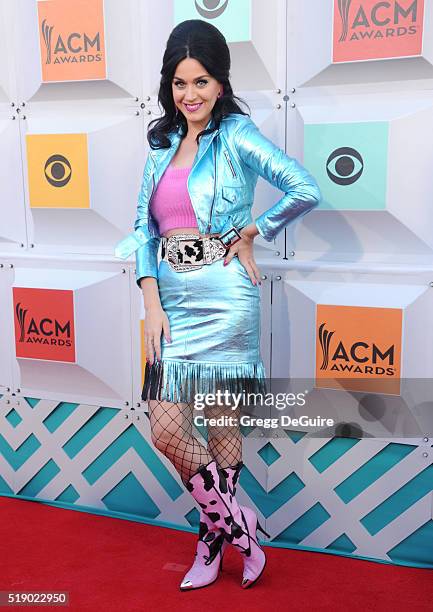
[{"xmin": 142, "ymin": 358, "xmax": 267, "ymax": 404}]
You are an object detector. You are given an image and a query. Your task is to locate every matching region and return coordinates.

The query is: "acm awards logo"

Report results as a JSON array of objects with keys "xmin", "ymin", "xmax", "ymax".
[
  {"xmin": 13, "ymin": 288, "xmax": 76, "ymax": 362},
  {"xmin": 326, "ymin": 147, "xmax": 364, "ymax": 185},
  {"xmin": 334, "ymin": 0, "xmax": 424, "ymax": 62},
  {"xmin": 318, "ymin": 322, "xmax": 396, "ymax": 377},
  {"xmin": 41, "ymin": 18, "xmax": 103, "ymax": 66},
  {"xmin": 15, "ymin": 302, "xmax": 72, "ymax": 348},
  {"xmin": 37, "ymin": 0, "xmax": 106, "ymax": 82},
  {"xmin": 315, "ymin": 305, "xmax": 402, "ymax": 394},
  {"xmin": 194, "ymin": 0, "xmax": 230, "ymax": 19},
  {"xmin": 337, "ymin": 0, "xmax": 420, "ymax": 42}
]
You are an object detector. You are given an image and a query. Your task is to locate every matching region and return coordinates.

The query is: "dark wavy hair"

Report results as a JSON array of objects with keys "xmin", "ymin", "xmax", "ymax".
[{"xmin": 147, "ymin": 19, "xmax": 250, "ymax": 149}]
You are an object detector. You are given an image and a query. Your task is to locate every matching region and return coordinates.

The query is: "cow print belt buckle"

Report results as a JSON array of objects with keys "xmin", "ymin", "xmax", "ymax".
[{"xmin": 162, "ymin": 234, "xmax": 227, "ymax": 272}]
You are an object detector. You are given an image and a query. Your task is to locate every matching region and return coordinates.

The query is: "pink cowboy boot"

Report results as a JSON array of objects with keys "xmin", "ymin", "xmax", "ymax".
[
  {"xmin": 218, "ymin": 461, "xmax": 244, "ymax": 568},
  {"xmin": 185, "ymin": 460, "xmax": 269, "ymax": 589},
  {"xmin": 180, "ymin": 461, "xmax": 243, "ymax": 591}
]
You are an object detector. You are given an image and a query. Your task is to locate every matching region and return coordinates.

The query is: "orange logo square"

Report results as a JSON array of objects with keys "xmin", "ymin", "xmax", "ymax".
[
  {"xmin": 13, "ymin": 287, "xmax": 76, "ymax": 362},
  {"xmin": 333, "ymin": 0, "xmax": 425, "ymax": 62},
  {"xmin": 316, "ymin": 305, "xmax": 402, "ymax": 394},
  {"xmin": 26, "ymin": 133, "xmax": 90, "ymax": 208},
  {"xmin": 37, "ymin": 0, "xmax": 106, "ymax": 82}
]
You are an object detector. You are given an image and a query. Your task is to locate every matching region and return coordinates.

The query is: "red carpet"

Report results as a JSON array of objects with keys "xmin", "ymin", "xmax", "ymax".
[{"xmin": 1, "ymin": 496, "xmax": 432, "ymax": 612}]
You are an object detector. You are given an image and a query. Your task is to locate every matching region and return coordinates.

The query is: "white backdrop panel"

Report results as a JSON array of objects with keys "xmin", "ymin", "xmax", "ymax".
[
  {"xmin": 271, "ymin": 266, "xmax": 433, "ymax": 440},
  {"xmin": 0, "ymin": 108, "xmax": 27, "ymax": 250},
  {"xmin": 247, "ymin": 96, "xmax": 287, "ymax": 257},
  {"xmin": 13, "ymin": 0, "xmax": 142, "ymax": 102},
  {"xmin": 21, "ymin": 103, "xmax": 146, "ymax": 254},
  {"xmin": 0, "ymin": 259, "xmax": 14, "ymax": 392},
  {"xmin": 287, "ymin": 92, "xmax": 433, "ymax": 264},
  {"xmin": 9, "ymin": 255, "xmax": 133, "ymax": 409},
  {"xmin": 0, "ymin": 0, "xmax": 15, "ymax": 101},
  {"xmin": 141, "ymin": 0, "xmax": 287, "ymax": 95},
  {"xmin": 288, "ymin": 0, "xmax": 433, "ymax": 87}
]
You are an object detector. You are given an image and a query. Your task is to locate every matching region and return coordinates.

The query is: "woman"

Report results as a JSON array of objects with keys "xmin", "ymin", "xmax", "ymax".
[{"xmin": 115, "ymin": 20, "xmax": 321, "ymax": 591}]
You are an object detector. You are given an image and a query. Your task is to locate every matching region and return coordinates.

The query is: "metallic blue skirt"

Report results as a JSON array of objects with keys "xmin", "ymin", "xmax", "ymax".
[{"xmin": 142, "ymin": 256, "xmax": 266, "ymax": 403}]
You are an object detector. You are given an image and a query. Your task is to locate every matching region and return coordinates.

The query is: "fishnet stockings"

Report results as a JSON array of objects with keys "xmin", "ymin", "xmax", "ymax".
[
  {"xmin": 148, "ymin": 399, "xmax": 242, "ymax": 484},
  {"xmin": 206, "ymin": 403, "xmax": 242, "ymax": 470}
]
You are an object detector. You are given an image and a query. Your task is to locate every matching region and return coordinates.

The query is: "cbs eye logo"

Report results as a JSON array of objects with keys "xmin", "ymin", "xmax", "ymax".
[
  {"xmin": 44, "ymin": 154, "xmax": 72, "ymax": 187},
  {"xmin": 326, "ymin": 147, "xmax": 364, "ymax": 186},
  {"xmin": 195, "ymin": 0, "xmax": 229, "ymax": 19}
]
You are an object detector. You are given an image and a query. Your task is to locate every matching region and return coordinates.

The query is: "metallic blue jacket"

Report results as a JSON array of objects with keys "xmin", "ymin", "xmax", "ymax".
[{"xmin": 115, "ymin": 112, "xmax": 321, "ymax": 286}]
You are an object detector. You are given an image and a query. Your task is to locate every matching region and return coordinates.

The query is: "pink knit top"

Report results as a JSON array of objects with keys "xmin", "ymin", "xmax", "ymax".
[{"xmin": 150, "ymin": 164, "xmax": 198, "ymax": 235}]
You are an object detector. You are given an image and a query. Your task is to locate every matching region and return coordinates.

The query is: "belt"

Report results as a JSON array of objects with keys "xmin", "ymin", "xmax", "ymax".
[{"xmin": 161, "ymin": 233, "xmax": 229, "ymax": 272}]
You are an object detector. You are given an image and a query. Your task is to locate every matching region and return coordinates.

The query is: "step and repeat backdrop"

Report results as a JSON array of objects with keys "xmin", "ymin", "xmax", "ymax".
[{"xmin": 0, "ymin": 0, "xmax": 432, "ymax": 569}]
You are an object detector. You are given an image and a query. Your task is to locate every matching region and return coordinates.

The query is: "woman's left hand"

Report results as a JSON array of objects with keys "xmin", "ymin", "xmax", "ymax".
[{"xmin": 223, "ymin": 223, "xmax": 262, "ymax": 286}]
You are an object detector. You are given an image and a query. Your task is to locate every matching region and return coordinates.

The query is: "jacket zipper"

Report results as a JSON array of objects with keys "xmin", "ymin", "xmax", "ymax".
[
  {"xmin": 224, "ymin": 149, "xmax": 237, "ymax": 179},
  {"xmin": 149, "ymin": 173, "xmax": 155, "ymax": 204},
  {"xmin": 147, "ymin": 173, "xmax": 156, "ymax": 235},
  {"xmin": 206, "ymin": 137, "xmax": 218, "ymax": 235}
]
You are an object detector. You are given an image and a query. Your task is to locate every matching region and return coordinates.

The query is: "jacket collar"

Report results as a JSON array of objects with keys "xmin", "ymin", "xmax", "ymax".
[{"xmin": 150, "ymin": 117, "xmax": 220, "ymax": 170}]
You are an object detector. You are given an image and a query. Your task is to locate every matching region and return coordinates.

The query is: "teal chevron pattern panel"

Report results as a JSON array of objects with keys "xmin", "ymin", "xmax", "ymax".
[
  {"xmin": 335, "ymin": 443, "xmax": 416, "ymax": 503},
  {"xmin": 387, "ymin": 520, "xmax": 433, "ymax": 566},
  {"xmin": 326, "ymin": 532, "xmax": 357, "ymax": 554},
  {"xmin": 0, "ymin": 396, "xmax": 432, "ymax": 568}
]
